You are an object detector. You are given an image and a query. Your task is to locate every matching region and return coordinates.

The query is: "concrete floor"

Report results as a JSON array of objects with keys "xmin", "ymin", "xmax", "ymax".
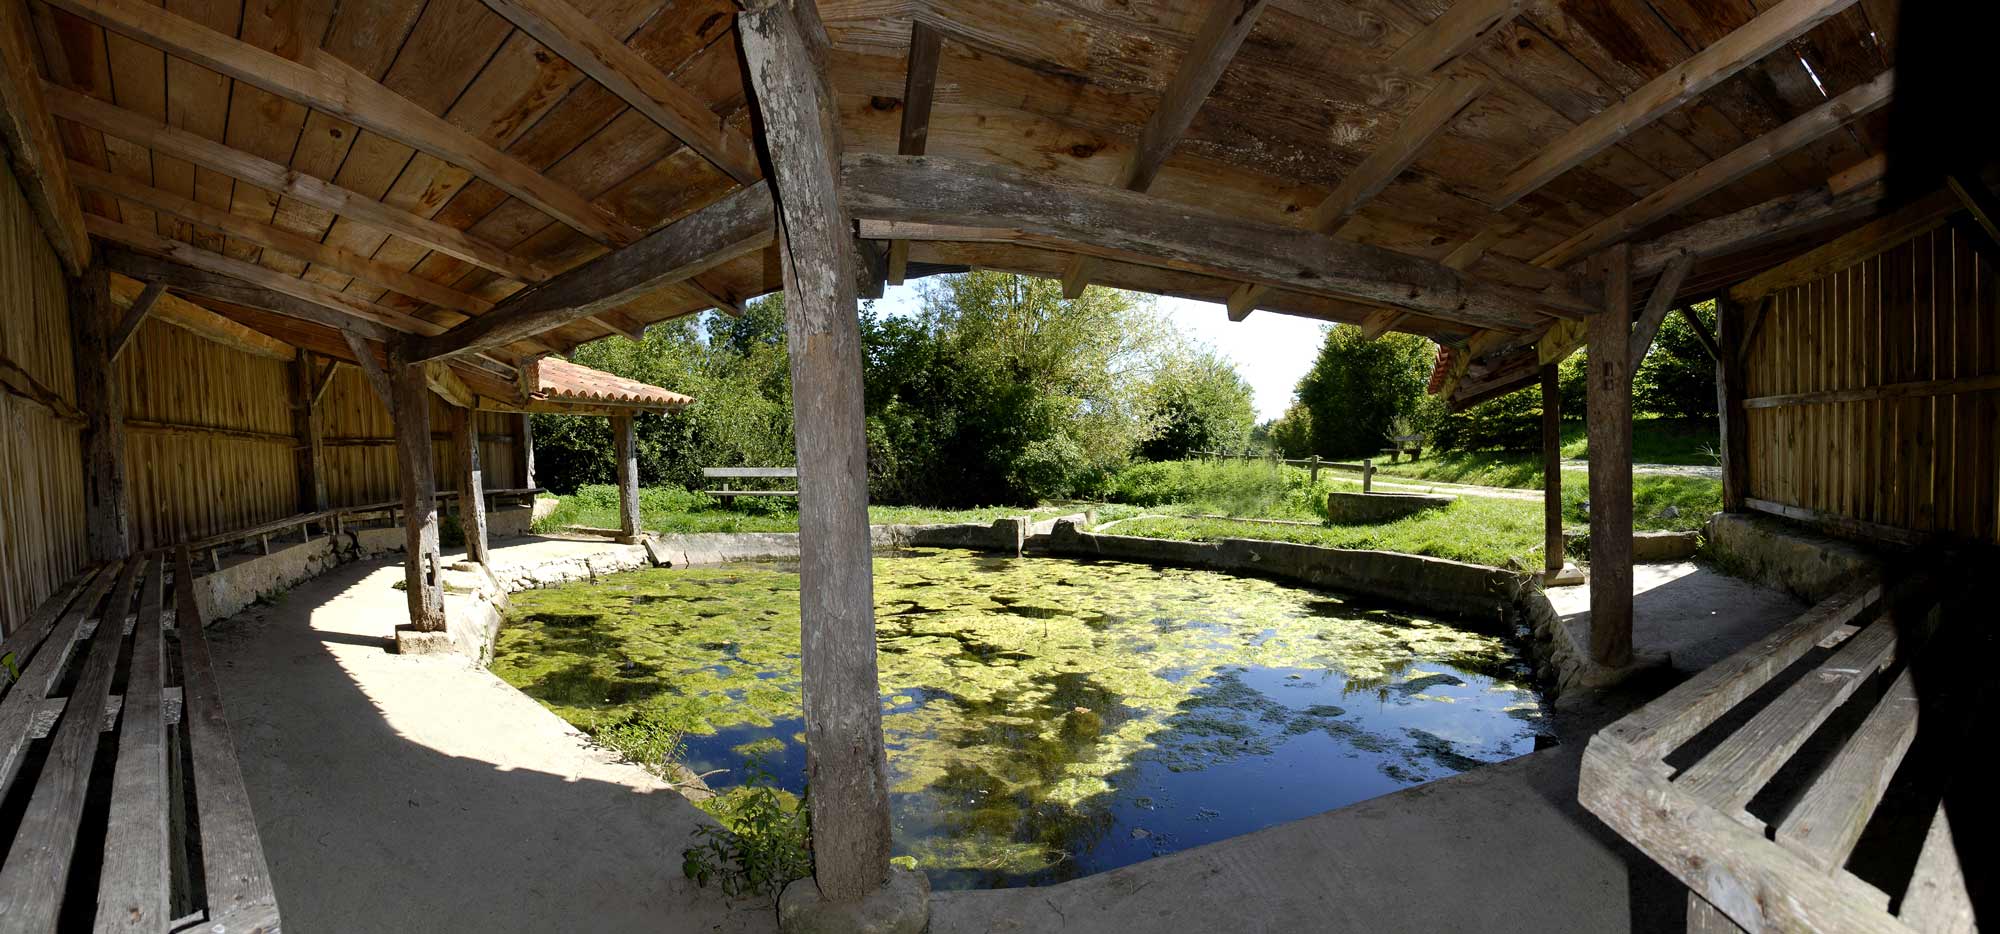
[
  {"xmin": 1545, "ymin": 561, "xmax": 1805, "ymax": 674},
  {"xmin": 205, "ymin": 541, "xmax": 774, "ymax": 934}
]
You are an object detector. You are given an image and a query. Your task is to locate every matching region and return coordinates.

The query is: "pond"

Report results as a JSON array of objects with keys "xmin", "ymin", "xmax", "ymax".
[{"xmin": 491, "ymin": 548, "xmax": 1548, "ymax": 889}]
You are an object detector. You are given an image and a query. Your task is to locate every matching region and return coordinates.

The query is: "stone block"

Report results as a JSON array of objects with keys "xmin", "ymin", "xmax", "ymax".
[{"xmin": 1631, "ymin": 530, "xmax": 1699, "ymax": 563}]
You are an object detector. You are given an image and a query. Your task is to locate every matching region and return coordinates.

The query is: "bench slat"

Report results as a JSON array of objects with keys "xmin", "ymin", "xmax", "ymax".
[
  {"xmin": 1773, "ymin": 666, "xmax": 1919, "ymax": 871},
  {"xmin": 703, "ymin": 467, "xmax": 798, "ymax": 478},
  {"xmin": 0, "ymin": 558, "xmax": 140, "ymax": 934},
  {"xmin": 1901, "ymin": 802, "xmax": 1975, "ymax": 933},
  {"xmin": 710, "ymin": 490, "xmax": 800, "ymax": 497},
  {"xmin": 0, "ymin": 570, "xmax": 99, "ymax": 704},
  {"xmin": 0, "ymin": 564, "xmax": 121, "ymax": 796},
  {"xmin": 174, "ymin": 546, "xmax": 280, "ymax": 931},
  {"xmin": 96, "ymin": 557, "xmax": 172, "ymax": 932}
]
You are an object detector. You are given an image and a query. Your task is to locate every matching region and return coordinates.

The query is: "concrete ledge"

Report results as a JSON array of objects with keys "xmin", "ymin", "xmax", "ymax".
[
  {"xmin": 1703, "ymin": 512, "xmax": 1878, "ymax": 603},
  {"xmin": 1325, "ymin": 491, "xmax": 1454, "ymax": 525},
  {"xmin": 881, "ymin": 517, "xmax": 1029, "ymax": 555},
  {"xmin": 1631, "ymin": 530, "xmax": 1698, "ymax": 563}
]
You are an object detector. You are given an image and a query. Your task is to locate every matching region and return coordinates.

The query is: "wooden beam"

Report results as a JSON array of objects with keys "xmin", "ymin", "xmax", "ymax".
[
  {"xmin": 292, "ymin": 355, "xmax": 327, "ymax": 513},
  {"xmin": 111, "ymin": 274, "xmax": 292, "ymax": 360},
  {"xmin": 453, "ymin": 406, "xmax": 490, "ymax": 565},
  {"xmin": 1536, "ymin": 70, "xmax": 1894, "ymax": 269},
  {"xmin": 0, "ymin": 0, "xmax": 90, "ymax": 274},
  {"xmin": 1946, "ymin": 174, "xmax": 2000, "ymax": 256},
  {"xmin": 477, "ymin": 0, "xmax": 759, "ymax": 184},
  {"xmin": 1827, "ymin": 153, "xmax": 1888, "ymax": 196},
  {"xmin": 425, "ymin": 362, "xmax": 476, "ymax": 409},
  {"xmin": 1628, "ymin": 252, "xmax": 1696, "ymax": 362},
  {"xmin": 1389, "ymin": 0, "xmax": 1521, "ymax": 75},
  {"xmin": 409, "ymin": 181, "xmax": 776, "ymax": 361},
  {"xmin": 107, "ymin": 281, "xmax": 164, "ymax": 361},
  {"xmin": 1226, "ymin": 73, "xmax": 1489, "ymax": 319},
  {"xmin": 684, "ymin": 276, "xmax": 744, "ymax": 318},
  {"xmin": 47, "ymin": 0, "xmax": 641, "ymax": 246},
  {"xmin": 71, "ymin": 161, "xmax": 497, "ymax": 316},
  {"xmin": 71, "ymin": 264, "xmax": 129, "ymax": 561},
  {"xmin": 1587, "ymin": 242, "xmax": 1633, "ymax": 669},
  {"xmin": 311, "ymin": 357, "xmax": 339, "ymax": 405},
  {"xmin": 389, "ymin": 342, "xmax": 445, "ymax": 632},
  {"xmin": 740, "ymin": 0, "xmax": 893, "ymax": 902},
  {"xmin": 1358, "ymin": 308, "xmax": 1407, "ymax": 341},
  {"xmin": 885, "ymin": 21, "xmax": 942, "ymax": 287},
  {"xmin": 1745, "ymin": 372, "xmax": 2000, "ymax": 409},
  {"xmin": 1629, "ymin": 180, "xmax": 1886, "ymax": 278},
  {"xmin": 843, "ymin": 153, "xmax": 1558, "ymax": 332},
  {"xmin": 343, "ymin": 331, "xmax": 394, "ymax": 412},
  {"xmin": 46, "ymin": 84, "xmax": 557, "ymax": 283},
  {"xmin": 1730, "ymin": 186, "xmax": 1960, "ymax": 304},
  {"xmin": 1492, "ymin": 0, "xmax": 1865, "ymax": 209},
  {"xmin": 1064, "ymin": 0, "xmax": 1271, "ymax": 298},
  {"xmin": 513, "ymin": 412, "xmax": 535, "ymax": 488},
  {"xmin": 1679, "ymin": 306, "xmax": 1721, "ymax": 362}
]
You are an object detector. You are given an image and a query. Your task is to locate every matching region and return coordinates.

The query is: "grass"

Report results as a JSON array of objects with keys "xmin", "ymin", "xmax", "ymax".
[
  {"xmin": 1114, "ymin": 496, "xmax": 1548, "ymax": 569},
  {"xmin": 533, "ymin": 484, "xmax": 1121, "ymax": 536},
  {"xmin": 1371, "ymin": 416, "xmax": 1721, "ymax": 488}
]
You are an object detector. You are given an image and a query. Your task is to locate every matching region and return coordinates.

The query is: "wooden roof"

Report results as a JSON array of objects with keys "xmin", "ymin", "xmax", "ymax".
[{"xmin": 0, "ymin": 0, "xmax": 1906, "ymax": 407}]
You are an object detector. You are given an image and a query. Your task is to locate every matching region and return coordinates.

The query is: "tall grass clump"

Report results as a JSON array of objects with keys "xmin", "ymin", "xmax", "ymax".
[{"xmin": 1108, "ymin": 459, "xmax": 1338, "ymax": 520}]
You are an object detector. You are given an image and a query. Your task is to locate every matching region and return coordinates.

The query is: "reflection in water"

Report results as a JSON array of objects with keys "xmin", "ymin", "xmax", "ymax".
[{"xmin": 492, "ymin": 548, "xmax": 1547, "ymax": 889}]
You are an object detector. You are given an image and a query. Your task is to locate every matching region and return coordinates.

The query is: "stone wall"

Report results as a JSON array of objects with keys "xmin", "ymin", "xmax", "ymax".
[{"xmin": 1703, "ymin": 512, "xmax": 1878, "ymax": 603}]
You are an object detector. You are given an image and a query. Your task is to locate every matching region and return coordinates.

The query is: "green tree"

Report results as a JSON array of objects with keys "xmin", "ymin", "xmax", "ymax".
[
  {"xmin": 1136, "ymin": 348, "xmax": 1256, "ymax": 461},
  {"xmin": 1265, "ymin": 402, "xmax": 1314, "ymax": 458},
  {"xmin": 1634, "ymin": 299, "xmax": 1718, "ymax": 420},
  {"xmin": 1293, "ymin": 327, "xmax": 1435, "ymax": 458}
]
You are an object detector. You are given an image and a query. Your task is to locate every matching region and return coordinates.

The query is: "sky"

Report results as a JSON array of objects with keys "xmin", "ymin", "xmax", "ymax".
[{"xmin": 869, "ymin": 284, "xmax": 1326, "ymax": 422}]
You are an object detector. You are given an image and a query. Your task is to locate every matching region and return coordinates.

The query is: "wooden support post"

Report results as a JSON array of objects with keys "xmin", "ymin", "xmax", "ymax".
[
  {"xmin": 513, "ymin": 413, "xmax": 535, "ymax": 488},
  {"xmin": 741, "ymin": 0, "xmax": 893, "ymax": 902},
  {"xmin": 1308, "ymin": 455, "xmax": 1320, "ymax": 485},
  {"xmin": 1362, "ymin": 458, "xmax": 1375, "ymax": 493},
  {"xmin": 1587, "ymin": 243, "xmax": 1635, "ymax": 669},
  {"xmin": 1542, "ymin": 363, "xmax": 1564, "ymax": 576},
  {"xmin": 454, "ymin": 406, "xmax": 489, "ymax": 565},
  {"xmin": 292, "ymin": 353, "xmax": 327, "ymax": 513},
  {"xmin": 390, "ymin": 343, "xmax": 445, "ymax": 632},
  {"xmin": 71, "ymin": 263, "xmax": 129, "ymax": 562},
  {"xmin": 612, "ymin": 414, "xmax": 641, "ymax": 545},
  {"xmin": 1716, "ymin": 297, "xmax": 1751, "ymax": 512}
]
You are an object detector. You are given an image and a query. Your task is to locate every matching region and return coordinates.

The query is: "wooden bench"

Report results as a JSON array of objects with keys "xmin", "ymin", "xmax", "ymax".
[
  {"xmin": 0, "ymin": 547, "xmax": 278, "ymax": 932},
  {"xmin": 703, "ymin": 466, "xmax": 798, "ymax": 500},
  {"xmin": 1380, "ymin": 434, "xmax": 1425, "ymax": 462},
  {"xmin": 1579, "ymin": 575, "xmax": 1978, "ymax": 933}
]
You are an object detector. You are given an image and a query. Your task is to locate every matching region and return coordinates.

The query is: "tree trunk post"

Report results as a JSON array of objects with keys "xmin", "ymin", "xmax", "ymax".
[
  {"xmin": 1541, "ymin": 362, "xmax": 1564, "ymax": 576},
  {"xmin": 1587, "ymin": 243, "xmax": 1635, "ymax": 669},
  {"xmin": 1716, "ymin": 297, "xmax": 1750, "ymax": 512},
  {"xmin": 71, "ymin": 263, "xmax": 129, "ymax": 561},
  {"xmin": 454, "ymin": 406, "xmax": 489, "ymax": 565},
  {"xmin": 293, "ymin": 353, "xmax": 328, "ymax": 513},
  {"xmin": 740, "ymin": 0, "xmax": 895, "ymax": 905},
  {"xmin": 514, "ymin": 412, "xmax": 535, "ymax": 488},
  {"xmin": 613, "ymin": 414, "xmax": 641, "ymax": 544},
  {"xmin": 390, "ymin": 342, "xmax": 445, "ymax": 632}
]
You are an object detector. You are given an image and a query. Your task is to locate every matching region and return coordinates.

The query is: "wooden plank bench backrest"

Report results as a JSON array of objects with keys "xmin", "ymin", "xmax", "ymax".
[
  {"xmin": 702, "ymin": 467, "xmax": 798, "ymax": 479},
  {"xmin": 0, "ymin": 550, "xmax": 279, "ymax": 932}
]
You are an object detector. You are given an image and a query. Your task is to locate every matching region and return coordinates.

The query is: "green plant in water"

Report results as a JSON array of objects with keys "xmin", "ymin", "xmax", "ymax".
[{"xmin": 682, "ymin": 757, "xmax": 812, "ymax": 901}]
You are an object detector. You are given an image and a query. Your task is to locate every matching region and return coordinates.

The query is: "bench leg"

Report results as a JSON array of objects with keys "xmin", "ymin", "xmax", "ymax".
[{"xmin": 1687, "ymin": 892, "xmax": 1747, "ymax": 933}]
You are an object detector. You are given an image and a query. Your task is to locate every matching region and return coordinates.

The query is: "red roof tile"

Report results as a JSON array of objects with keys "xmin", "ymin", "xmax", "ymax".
[{"xmin": 535, "ymin": 357, "xmax": 693, "ymax": 409}]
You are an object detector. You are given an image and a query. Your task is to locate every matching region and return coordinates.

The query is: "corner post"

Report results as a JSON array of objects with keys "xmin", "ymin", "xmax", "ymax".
[
  {"xmin": 70, "ymin": 264, "xmax": 129, "ymax": 561},
  {"xmin": 740, "ymin": 0, "xmax": 895, "ymax": 906},
  {"xmin": 1716, "ymin": 297, "xmax": 1749, "ymax": 512},
  {"xmin": 454, "ymin": 406, "xmax": 489, "ymax": 564},
  {"xmin": 389, "ymin": 341, "xmax": 444, "ymax": 632},
  {"xmin": 612, "ymin": 414, "xmax": 641, "ymax": 545},
  {"xmin": 292, "ymin": 353, "xmax": 328, "ymax": 513},
  {"xmin": 513, "ymin": 412, "xmax": 536, "ymax": 488},
  {"xmin": 1586, "ymin": 243, "xmax": 1634, "ymax": 668},
  {"xmin": 1541, "ymin": 362, "xmax": 1563, "ymax": 577}
]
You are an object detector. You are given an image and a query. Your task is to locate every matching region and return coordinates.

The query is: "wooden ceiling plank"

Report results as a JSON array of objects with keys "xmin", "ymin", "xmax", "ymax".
[
  {"xmin": 45, "ymin": 0, "xmax": 642, "ymax": 246},
  {"xmin": 1534, "ymin": 70, "xmax": 1892, "ymax": 269},
  {"xmin": 476, "ymin": 0, "xmax": 760, "ymax": 184},
  {"xmin": 0, "ymin": 0, "xmax": 91, "ymax": 273},
  {"xmin": 68, "ymin": 160, "xmax": 496, "ymax": 317},
  {"xmin": 1389, "ymin": 0, "xmax": 1522, "ymax": 76},
  {"xmin": 1063, "ymin": 0, "xmax": 1270, "ymax": 299},
  {"xmin": 410, "ymin": 180, "xmax": 777, "ymax": 362},
  {"xmin": 1491, "ymin": 0, "xmax": 1864, "ymax": 210},
  {"xmin": 45, "ymin": 84, "xmax": 557, "ymax": 283},
  {"xmin": 1226, "ymin": 72, "xmax": 1490, "ymax": 320},
  {"xmin": 885, "ymin": 21, "xmax": 942, "ymax": 287}
]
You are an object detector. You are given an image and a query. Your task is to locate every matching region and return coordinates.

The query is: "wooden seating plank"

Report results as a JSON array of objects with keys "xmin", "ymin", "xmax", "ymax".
[
  {"xmin": 173, "ymin": 546, "xmax": 279, "ymax": 931},
  {"xmin": 1605, "ymin": 577, "xmax": 1882, "ymax": 756},
  {"xmin": 1773, "ymin": 666, "xmax": 1919, "ymax": 871},
  {"xmin": 0, "ymin": 569, "xmax": 99, "ymax": 703},
  {"xmin": 0, "ymin": 558, "xmax": 140, "ymax": 934},
  {"xmin": 1675, "ymin": 617, "xmax": 1900, "ymax": 811},
  {"xmin": 1900, "ymin": 802, "xmax": 1976, "ymax": 933},
  {"xmin": 702, "ymin": 467, "xmax": 798, "ymax": 478},
  {"xmin": 94, "ymin": 556, "xmax": 171, "ymax": 932},
  {"xmin": 0, "ymin": 562, "xmax": 122, "ymax": 810}
]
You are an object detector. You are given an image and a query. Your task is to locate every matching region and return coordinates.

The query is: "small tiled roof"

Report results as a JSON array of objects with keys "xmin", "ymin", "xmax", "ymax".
[{"xmin": 535, "ymin": 357, "xmax": 693, "ymax": 409}]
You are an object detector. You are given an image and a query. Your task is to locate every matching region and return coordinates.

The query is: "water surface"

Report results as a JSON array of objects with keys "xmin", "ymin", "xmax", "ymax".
[{"xmin": 492, "ymin": 548, "xmax": 1546, "ymax": 888}]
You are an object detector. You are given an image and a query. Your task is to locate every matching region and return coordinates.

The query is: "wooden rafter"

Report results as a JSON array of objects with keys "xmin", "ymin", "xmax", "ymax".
[
  {"xmin": 1062, "ymin": 0, "xmax": 1270, "ymax": 299},
  {"xmin": 410, "ymin": 181, "xmax": 777, "ymax": 362},
  {"xmin": 106, "ymin": 281, "xmax": 163, "ymax": 361},
  {"xmin": 0, "ymin": 0, "xmax": 89, "ymax": 273},
  {"xmin": 1358, "ymin": 308, "xmax": 1407, "ymax": 341},
  {"xmin": 477, "ymin": 0, "xmax": 760, "ymax": 184},
  {"xmin": 1536, "ymin": 70, "xmax": 1893, "ymax": 269},
  {"xmin": 684, "ymin": 277, "xmax": 745, "ymax": 318},
  {"xmin": 110, "ymin": 274, "xmax": 293, "ymax": 360},
  {"xmin": 341, "ymin": 332, "xmax": 395, "ymax": 411},
  {"xmin": 843, "ymin": 153, "xmax": 1569, "ymax": 332},
  {"xmin": 1227, "ymin": 73, "xmax": 1489, "ymax": 320},
  {"xmin": 1730, "ymin": 187, "xmax": 1964, "ymax": 304},
  {"xmin": 1946, "ymin": 174, "xmax": 2000, "ymax": 257},
  {"xmin": 1389, "ymin": 0, "xmax": 1521, "ymax": 76},
  {"xmin": 885, "ymin": 21, "xmax": 942, "ymax": 287},
  {"xmin": 1679, "ymin": 306, "xmax": 1721, "ymax": 362},
  {"xmin": 1491, "ymin": 0, "xmax": 1864, "ymax": 210},
  {"xmin": 45, "ymin": 85, "xmax": 557, "ymax": 283},
  {"xmin": 46, "ymin": 0, "xmax": 641, "ymax": 246},
  {"xmin": 1628, "ymin": 252, "xmax": 1696, "ymax": 361}
]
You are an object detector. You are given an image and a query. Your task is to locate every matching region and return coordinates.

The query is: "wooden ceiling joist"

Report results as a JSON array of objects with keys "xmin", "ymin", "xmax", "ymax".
[
  {"xmin": 0, "ymin": 0, "xmax": 89, "ymax": 274},
  {"xmin": 1226, "ymin": 73, "xmax": 1489, "ymax": 320},
  {"xmin": 1389, "ymin": 0, "xmax": 1521, "ymax": 76},
  {"xmin": 477, "ymin": 0, "xmax": 760, "ymax": 184},
  {"xmin": 108, "ymin": 274, "xmax": 293, "ymax": 361},
  {"xmin": 97, "ymin": 238, "xmax": 402, "ymax": 345},
  {"xmin": 1061, "ymin": 0, "xmax": 1270, "ymax": 298},
  {"xmin": 1536, "ymin": 70, "xmax": 1893, "ymax": 270},
  {"xmin": 884, "ymin": 21, "xmax": 942, "ymax": 287},
  {"xmin": 1491, "ymin": 0, "xmax": 1864, "ymax": 210},
  {"xmin": 44, "ymin": 85, "xmax": 557, "ymax": 284},
  {"xmin": 46, "ymin": 0, "xmax": 642, "ymax": 246},
  {"xmin": 410, "ymin": 180, "xmax": 777, "ymax": 362},
  {"xmin": 1629, "ymin": 179, "xmax": 1886, "ymax": 278},
  {"xmin": 843, "ymin": 153, "xmax": 1562, "ymax": 332},
  {"xmin": 1730, "ymin": 186, "xmax": 1966, "ymax": 305}
]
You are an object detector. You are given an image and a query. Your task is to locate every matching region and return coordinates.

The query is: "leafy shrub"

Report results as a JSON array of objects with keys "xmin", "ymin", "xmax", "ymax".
[{"xmin": 683, "ymin": 759, "xmax": 812, "ymax": 902}]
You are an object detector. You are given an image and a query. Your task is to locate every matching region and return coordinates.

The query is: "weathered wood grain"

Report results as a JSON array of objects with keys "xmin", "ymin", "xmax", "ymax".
[
  {"xmin": 94, "ymin": 557, "xmax": 170, "ymax": 932},
  {"xmin": 0, "ymin": 0, "xmax": 90, "ymax": 274},
  {"xmin": 1586, "ymin": 243, "xmax": 1633, "ymax": 668},
  {"xmin": 1628, "ymin": 252, "xmax": 1695, "ymax": 362},
  {"xmin": 71, "ymin": 262, "xmax": 130, "ymax": 563},
  {"xmin": 1630, "ymin": 181, "xmax": 1886, "ymax": 278},
  {"xmin": 1773, "ymin": 667, "xmax": 1917, "ymax": 871},
  {"xmin": 453, "ymin": 405, "xmax": 489, "ymax": 564},
  {"xmin": 390, "ymin": 345, "xmax": 445, "ymax": 632}
]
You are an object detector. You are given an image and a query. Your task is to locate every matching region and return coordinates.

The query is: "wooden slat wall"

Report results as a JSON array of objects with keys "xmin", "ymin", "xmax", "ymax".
[
  {"xmin": 0, "ymin": 163, "xmax": 86, "ymax": 634},
  {"xmin": 119, "ymin": 318, "xmax": 295, "ymax": 550},
  {"xmin": 318, "ymin": 369, "xmax": 519, "ymax": 508},
  {"xmin": 1743, "ymin": 228, "xmax": 1998, "ymax": 543}
]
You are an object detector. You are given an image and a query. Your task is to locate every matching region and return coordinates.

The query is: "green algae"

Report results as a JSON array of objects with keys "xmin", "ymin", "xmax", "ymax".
[{"xmin": 492, "ymin": 548, "xmax": 1545, "ymax": 887}]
